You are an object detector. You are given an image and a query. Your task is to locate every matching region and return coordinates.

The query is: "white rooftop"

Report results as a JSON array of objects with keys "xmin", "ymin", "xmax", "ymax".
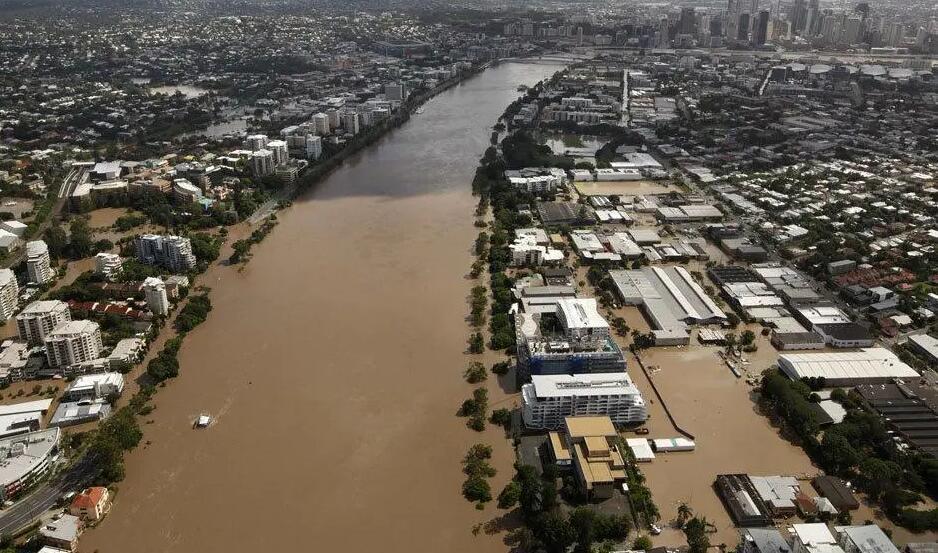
[
  {"xmin": 530, "ymin": 373, "xmax": 642, "ymax": 399},
  {"xmin": 793, "ymin": 523, "xmax": 837, "ymax": 546},
  {"xmin": 556, "ymin": 298, "xmax": 608, "ymax": 330},
  {"xmin": 778, "ymin": 348, "xmax": 918, "ymax": 381}
]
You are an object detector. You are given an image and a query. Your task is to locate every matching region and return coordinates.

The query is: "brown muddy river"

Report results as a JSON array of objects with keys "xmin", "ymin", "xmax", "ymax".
[{"xmin": 80, "ymin": 62, "xmax": 565, "ymax": 553}]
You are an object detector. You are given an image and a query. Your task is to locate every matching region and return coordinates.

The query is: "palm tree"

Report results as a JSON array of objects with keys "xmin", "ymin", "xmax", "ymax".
[{"xmin": 677, "ymin": 502, "xmax": 693, "ymax": 528}]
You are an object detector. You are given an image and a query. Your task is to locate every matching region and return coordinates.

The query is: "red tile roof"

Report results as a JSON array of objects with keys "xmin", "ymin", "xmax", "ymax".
[{"xmin": 70, "ymin": 487, "xmax": 107, "ymax": 511}]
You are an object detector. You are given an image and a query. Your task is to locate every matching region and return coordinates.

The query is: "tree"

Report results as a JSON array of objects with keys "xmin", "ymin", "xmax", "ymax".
[
  {"xmin": 463, "ymin": 474, "xmax": 492, "ymax": 502},
  {"xmin": 569, "ymin": 507, "xmax": 597, "ymax": 553},
  {"xmin": 468, "ymin": 333, "xmax": 484, "ymax": 354},
  {"xmin": 498, "ymin": 481, "xmax": 522, "ymax": 509},
  {"xmin": 189, "ymin": 233, "xmax": 220, "ymax": 264},
  {"xmin": 535, "ymin": 511, "xmax": 576, "ymax": 553},
  {"xmin": 68, "ymin": 217, "xmax": 94, "ymax": 259},
  {"xmin": 677, "ymin": 502, "xmax": 693, "ymax": 527},
  {"xmin": 44, "ymin": 225, "xmax": 68, "ymax": 259},
  {"xmin": 724, "ymin": 333, "xmax": 737, "ymax": 351},
  {"xmin": 491, "ymin": 361, "xmax": 510, "ymax": 376},
  {"xmin": 740, "ymin": 330, "xmax": 756, "ymax": 346},
  {"xmin": 683, "ymin": 516, "xmax": 711, "ymax": 553},
  {"xmin": 490, "ymin": 408, "xmax": 511, "ymax": 428},
  {"xmin": 464, "ymin": 362, "xmax": 488, "ymax": 383},
  {"xmin": 633, "ymin": 535, "xmax": 653, "ymax": 550},
  {"xmin": 229, "ymin": 239, "xmax": 252, "ymax": 263}
]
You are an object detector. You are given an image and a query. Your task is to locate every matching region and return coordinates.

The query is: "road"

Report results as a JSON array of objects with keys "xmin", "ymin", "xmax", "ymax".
[
  {"xmin": 0, "ymin": 453, "xmax": 98, "ymax": 536},
  {"xmin": 0, "ymin": 167, "xmax": 80, "ymax": 270}
]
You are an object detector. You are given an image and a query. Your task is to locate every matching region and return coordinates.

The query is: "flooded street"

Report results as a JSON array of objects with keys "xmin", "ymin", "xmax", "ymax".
[{"xmin": 81, "ymin": 62, "xmax": 563, "ymax": 553}]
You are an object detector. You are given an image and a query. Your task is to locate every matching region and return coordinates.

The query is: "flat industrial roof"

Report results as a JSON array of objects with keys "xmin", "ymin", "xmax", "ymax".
[{"xmin": 778, "ymin": 348, "xmax": 918, "ymax": 381}]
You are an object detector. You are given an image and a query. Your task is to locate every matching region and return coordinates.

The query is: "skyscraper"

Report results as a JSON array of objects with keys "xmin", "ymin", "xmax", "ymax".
[
  {"xmin": 737, "ymin": 12, "xmax": 751, "ymax": 40},
  {"xmin": 753, "ymin": 10, "xmax": 771, "ymax": 44},
  {"xmin": 678, "ymin": 7, "xmax": 696, "ymax": 35},
  {"xmin": 791, "ymin": 0, "xmax": 808, "ymax": 33}
]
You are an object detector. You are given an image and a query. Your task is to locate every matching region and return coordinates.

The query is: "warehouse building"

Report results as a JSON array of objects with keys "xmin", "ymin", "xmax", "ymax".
[
  {"xmin": 856, "ymin": 382, "xmax": 938, "ymax": 457},
  {"xmin": 609, "ymin": 266, "xmax": 727, "ymax": 346},
  {"xmin": 907, "ymin": 334, "xmax": 938, "ymax": 365},
  {"xmin": 715, "ymin": 474, "xmax": 773, "ymax": 527},
  {"xmin": 778, "ymin": 348, "xmax": 919, "ymax": 386}
]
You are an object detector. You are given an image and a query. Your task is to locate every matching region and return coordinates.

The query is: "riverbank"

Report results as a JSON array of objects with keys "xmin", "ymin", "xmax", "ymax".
[
  {"xmin": 246, "ymin": 62, "xmax": 490, "ymax": 225},
  {"xmin": 79, "ymin": 61, "xmax": 565, "ymax": 553}
]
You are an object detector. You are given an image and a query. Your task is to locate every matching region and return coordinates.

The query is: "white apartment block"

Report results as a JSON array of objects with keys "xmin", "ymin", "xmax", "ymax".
[
  {"xmin": 16, "ymin": 300, "xmax": 72, "ymax": 345},
  {"xmin": 509, "ymin": 235, "xmax": 563, "ymax": 267},
  {"xmin": 0, "ymin": 268, "xmax": 18, "ymax": 321},
  {"xmin": 135, "ymin": 234, "xmax": 197, "ymax": 273},
  {"xmin": 245, "ymin": 134, "xmax": 269, "ymax": 151},
  {"xmin": 505, "ymin": 168, "xmax": 567, "ymax": 194},
  {"xmin": 142, "ymin": 277, "xmax": 170, "ymax": 316},
  {"xmin": 305, "ymin": 135, "xmax": 322, "ymax": 160},
  {"xmin": 312, "ymin": 113, "xmax": 330, "ymax": 135},
  {"xmin": 26, "ymin": 240, "xmax": 53, "ymax": 285},
  {"xmin": 267, "ymin": 140, "xmax": 289, "ymax": 166},
  {"xmin": 94, "ymin": 253, "xmax": 123, "ymax": 281},
  {"xmin": 44, "ymin": 320, "xmax": 103, "ymax": 370},
  {"xmin": 249, "ymin": 149, "xmax": 275, "ymax": 177},
  {"xmin": 341, "ymin": 112, "xmax": 360, "ymax": 135},
  {"xmin": 522, "ymin": 373, "xmax": 648, "ymax": 429}
]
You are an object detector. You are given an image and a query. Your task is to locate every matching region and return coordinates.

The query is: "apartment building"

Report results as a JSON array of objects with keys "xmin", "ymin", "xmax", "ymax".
[
  {"xmin": 522, "ymin": 373, "xmax": 648, "ymax": 429},
  {"xmin": 135, "ymin": 234, "xmax": 197, "ymax": 273},
  {"xmin": 44, "ymin": 320, "xmax": 103, "ymax": 370},
  {"xmin": 267, "ymin": 140, "xmax": 289, "ymax": 166},
  {"xmin": 0, "ymin": 269, "xmax": 18, "ymax": 321},
  {"xmin": 142, "ymin": 277, "xmax": 170, "ymax": 316},
  {"xmin": 94, "ymin": 253, "xmax": 123, "ymax": 281},
  {"xmin": 16, "ymin": 300, "xmax": 72, "ymax": 345},
  {"xmin": 249, "ymin": 149, "xmax": 275, "ymax": 177},
  {"xmin": 25, "ymin": 240, "xmax": 53, "ymax": 285}
]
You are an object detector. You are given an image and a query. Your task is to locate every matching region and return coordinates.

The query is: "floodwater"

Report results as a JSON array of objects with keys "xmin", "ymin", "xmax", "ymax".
[
  {"xmin": 81, "ymin": 62, "xmax": 564, "ymax": 553},
  {"xmin": 148, "ymin": 84, "xmax": 209, "ymax": 98},
  {"xmin": 178, "ymin": 117, "xmax": 249, "ymax": 140}
]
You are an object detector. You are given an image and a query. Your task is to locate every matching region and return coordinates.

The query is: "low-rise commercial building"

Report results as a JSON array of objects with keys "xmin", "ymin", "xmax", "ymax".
[
  {"xmin": 0, "ymin": 428, "xmax": 60, "ymax": 501},
  {"xmin": 39, "ymin": 513, "xmax": 81, "ymax": 552},
  {"xmin": 63, "ymin": 372, "xmax": 124, "ymax": 401},
  {"xmin": 834, "ymin": 525, "xmax": 899, "ymax": 553},
  {"xmin": 551, "ymin": 416, "xmax": 628, "ymax": 499},
  {"xmin": 50, "ymin": 400, "xmax": 111, "ymax": 428},
  {"xmin": 106, "ymin": 338, "xmax": 145, "ymax": 371},
  {"xmin": 907, "ymin": 334, "xmax": 938, "ymax": 365}
]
